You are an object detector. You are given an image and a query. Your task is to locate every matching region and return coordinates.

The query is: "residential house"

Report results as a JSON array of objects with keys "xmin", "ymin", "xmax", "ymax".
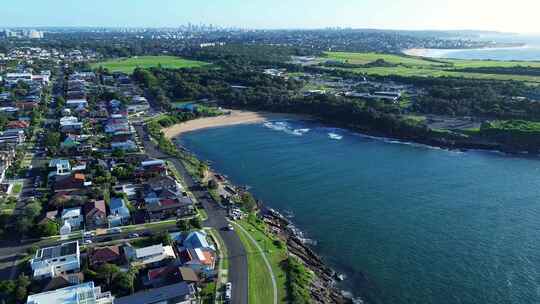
[
  {"xmin": 123, "ymin": 243, "xmax": 176, "ymax": 268},
  {"xmin": 26, "ymin": 281, "xmax": 113, "ymax": 304},
  {"xmin": 54, "ymin": 173, "xmax": 86, "ymax": 193},
  {"xmin": 65, "ymin": 98, "xmax": 88, "ymax": 109},
  {"xmin": 30, "ymin": 241, "xmax": 80, "ymax": 280},
  {"xmin": 61, "ymin": 135, "xmax": 81, "ymax": 150},
  {"xmin": 143, "ymin": 265, "xmax": 200, "ymax": 288},
  {"xmin": 111, "ymin": 139, "xmax": 137, "ymax": 151},
  {"xmin": 88, "ymin": 245, "xmax": 122, "ymax": 267},
  {"xmin": 83, "ymin": 200, "xmax": 107, "ymax": 229},
  {"xmin": 114, "ymin": 282, "xmax": 195, "ymax": 304},
  {"xmin": 104, "ymin": 114, "xmax": 130, "ymax": 134},
  {"xmin": 0, "ymin": 149, "xmax": 14, "ymax": 183},
  {"xmin": 135, "ymin": 159, "xmax": 166, "ymax": 178},
  {"xmin": 108, "ymin": 197, "xmax": 131, "ymax": 227},
  {"xmin": 48, "ymin": 159, "xmax": 71, "ymax": 177},
  {"xmin": 0, "ymin": 129, "xmax": 25, "ymax": 146},
  {"xmin": 60, "ymin": 116, "xmax": 83, "ymax": 133},
  {"xmin": 6, "ymin": 120, "xmax": 30, "ymax": 130},
  {"xmin": 143, "ymin": 176, "xmax": 194, "ymax": 220},
  {"xmin": 41, "ymin": 273, "xmax": 84, "ymax": 292},
  {"xmin": 38, "ymin": 210, "xmax": 59, "ymax": 225},
  {"xmin": 61, "ymin": 207, "xmax": 83, "ymax": 234},
  {"xmin": 178, "ymin": 248, "xmax": 216, "ymax": 274},
  {"xmin": 182, "ymin": 231, "xmax": 216, "ymax": 252}
]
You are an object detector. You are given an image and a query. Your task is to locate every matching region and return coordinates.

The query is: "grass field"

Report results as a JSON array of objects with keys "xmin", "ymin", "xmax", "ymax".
[
  {"xmin": 234, "ymin": 218, "xmax": 287, "ymax": 304},
  {"xmin": 91, "ymin": 56, "xmax": 210, "ymax": 73},
  {"xmin": 324, "ymin": 52, "xmax": 540, "ymax": 82}
]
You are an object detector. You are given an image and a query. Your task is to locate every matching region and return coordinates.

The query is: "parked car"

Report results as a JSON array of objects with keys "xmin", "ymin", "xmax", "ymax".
[
  {"xmin": 84, "ymin": 239, "xmax": 92, "ymax": 244},
  {"xmin": 225, "ymin": 282, "xmax": 232, "ymax": 301},
  {"xmin": 128, "ymin": 233, "xmax": 139, "ymax": 238},
  {"xmin": 227, "ymin": 224, "xmax": 234, "ymax": 231},
  {"xmin": 141, "ymin": 230, "xmax": 153, "ymax": 237},
  {"xmin": 109, "ymin": 227, "xmax": 122, "ymax": 234}
]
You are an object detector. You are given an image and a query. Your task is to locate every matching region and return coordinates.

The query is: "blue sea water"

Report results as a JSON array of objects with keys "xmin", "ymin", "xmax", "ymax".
[
  {"xmin": 422, "ymin": 35, "xmax": 540, "ymax": 61},
  {"xmin": 180, "ymin": 120, "xmax": 540, "ymax": 304}
]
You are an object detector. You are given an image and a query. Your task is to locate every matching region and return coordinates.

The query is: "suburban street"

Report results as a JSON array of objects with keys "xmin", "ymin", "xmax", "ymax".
[{"xmin": 135, "ymin": 124, "xmax": 249, "ymax": 304}]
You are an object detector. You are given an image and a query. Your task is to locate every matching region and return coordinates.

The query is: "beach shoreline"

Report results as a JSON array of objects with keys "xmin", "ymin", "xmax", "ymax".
[
  {"xmin": 163, "ymin": 109, "xmax": 311, "ymax": 139},
  {"xmin": 402, "ymin": 44, "xmax": 529, "ymax": 58}
]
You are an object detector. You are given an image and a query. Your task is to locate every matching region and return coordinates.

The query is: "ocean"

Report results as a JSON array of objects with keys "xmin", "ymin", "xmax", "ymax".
[
  {"xmin": 420, "ymin": 35, "xmax": 540, "ymax": 61},
  {"xmin": 180, "ymin": 120, "xmax": 540, "ymax": 304}
]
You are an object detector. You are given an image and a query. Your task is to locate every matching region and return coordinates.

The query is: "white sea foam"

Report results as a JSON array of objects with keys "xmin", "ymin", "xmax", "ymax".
[
  {"xmin": 263, "ymin": 121, "xmax": 310, "ymax": 136},
  {"xmin": 328, "ymin": 132, "xmax": 343, "ymax": 140}
]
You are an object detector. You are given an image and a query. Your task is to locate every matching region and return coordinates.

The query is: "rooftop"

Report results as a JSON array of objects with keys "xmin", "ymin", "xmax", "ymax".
[
  {"xmin": 26, "ymin": 281, "xmax": 113, "ymax": 304},
  {"xmin": 37, "ymin": 241, "xmax": 79, "ymax": 260},
  {"xmin": 114, "ymin": 282, "xmax": 194, "ymax": 304}
]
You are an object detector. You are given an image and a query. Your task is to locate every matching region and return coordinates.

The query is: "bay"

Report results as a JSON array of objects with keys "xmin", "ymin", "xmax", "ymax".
[{"xmin": 180, "ymin": 120, "xmax": 540, "ymax": 304}]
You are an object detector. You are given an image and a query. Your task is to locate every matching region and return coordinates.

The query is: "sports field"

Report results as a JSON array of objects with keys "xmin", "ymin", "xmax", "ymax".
[
  {"xmin": 91, "ymin": 56, "xmax": 210, "ymax": 73},
  {"xmin": 324, "ymin": 52, "xmax": 540, "ymax": 82}
]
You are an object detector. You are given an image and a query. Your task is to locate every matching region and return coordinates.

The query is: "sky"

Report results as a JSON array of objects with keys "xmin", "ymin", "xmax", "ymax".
[{"xmin": 2, "ymin": 0, "xmax": 540, "ymax": 33}]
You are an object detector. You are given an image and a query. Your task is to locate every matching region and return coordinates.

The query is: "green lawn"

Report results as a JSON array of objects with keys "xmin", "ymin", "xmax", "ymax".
[
  {"xmin": 326, "ymin": 51, "xmax": 443, "ymax": 67},
  {"xmin": 324, "ymin": 51, "xmax": 540, "ymax": 83},
  {"xmin": 91, "ymin": 56, "xmax": 210, "ymax": 73},
  {"xmin": 234, "ymin": 218, "xmax": 288, "ymax": 304}
]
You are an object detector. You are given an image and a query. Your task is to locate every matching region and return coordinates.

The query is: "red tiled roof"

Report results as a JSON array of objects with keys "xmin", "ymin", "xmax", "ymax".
[
  {"xmin": 84, "ymin": 200, "xmax": 106, "ymax": 216},
  {"xmin": 147, "ymin": 267, "xmax": 167, "ymax": 281},
  {"xmin": 7, "ymin": 121, "xmax": 29, "ymax": 129},
  {"xmin": 89, "ymin": 246, "xmax": 121, "ymax": 265},
  {"xmin": 160, "ymin": 199, "xmax": 177, "ymax": 207},
  {"xmin": 201, "ymin": 251, "xmax": 214, "ymax": 265}
]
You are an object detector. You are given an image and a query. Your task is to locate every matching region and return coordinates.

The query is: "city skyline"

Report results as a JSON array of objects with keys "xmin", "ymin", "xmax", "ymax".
[{"xmin": 2, "ymin": 0, "xmax": 540, "ymax": 34}]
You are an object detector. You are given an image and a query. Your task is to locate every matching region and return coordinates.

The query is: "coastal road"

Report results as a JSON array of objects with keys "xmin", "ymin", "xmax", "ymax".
[{"xmin": 135, "ymin": 125, "xmax": 249, "ymax": 304}]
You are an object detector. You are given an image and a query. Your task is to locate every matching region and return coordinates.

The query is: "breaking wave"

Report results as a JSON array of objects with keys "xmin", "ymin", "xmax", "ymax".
[
  {"xmin": 328, "ymin": 132, "xmax": 343, "ymax": 140},
  {"xmin": 263, "ymin": 121, "xmax": 311, "ymax": 136}
]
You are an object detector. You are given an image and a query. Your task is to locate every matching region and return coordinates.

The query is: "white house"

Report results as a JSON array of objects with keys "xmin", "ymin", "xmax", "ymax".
[
  {"xmin": 124, "ymin": 243, "xmax": 176, "ymax": 267},
  {"xmin": 26, "ymin": 281, "xmax": 113, "ymax": 304},
  {"xmin": 61, "ymin": 207, "xmax": 82, "ymax": 231},
  {"xmin": 30, "ymin": 241, "xmax": 81, "ymax": 280},
  {"xmin": 65, "ymin": 99, "xmax": 88, "ymax": 109}
]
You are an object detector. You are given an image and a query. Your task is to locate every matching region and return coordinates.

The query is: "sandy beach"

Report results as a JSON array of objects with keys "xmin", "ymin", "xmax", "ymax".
[
  {"xmin": 163, "ymin": 109, "xmax": 310, "ymax": 139},
  {"xmin": 402, "ymin": 48, "xmax": 430, "ymax": 57}
]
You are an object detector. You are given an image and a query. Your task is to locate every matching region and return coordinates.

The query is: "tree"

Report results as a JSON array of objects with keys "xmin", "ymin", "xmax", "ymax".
[
  {"xmin": 111, "ymin": 149, "xmax": 125, "ymax": 158},
  {"xmin": 15, "ymin": 274, "xmax": 30, "ymax": 303},
  {"xmin": 56, "ymin": 96, "xmax": 66, "ymax": 108},
  {"xmin": 0, "ymin": 280, "xmax": 16, "ymax": 303},
  {"xmin": 189, "ymin": 217, "xmax": 202, "ymax": 229},
  {"xmin": 37, "ymin": 221, "xmax": 60, "ymax": 237},
  {"xmin": 15, "ymin": 216, "xmax": 34, "ymax": 235},
  {"xmin": 24, "ymin": 200, "xmax": 42, "ymax": 219},
  {"xmin": 44, "ymin": 131, "xmax": 61, "ymax": 155},
  {"xmin": 97, "ymin": 263, "xmax": 121, "ymax": 288},
  {"xmin": 240, "ymin": 192, "xmax": 257, "ymax": 211},
  {"xmin": 112, "ymin": 271, "xmax": 135, "ymax": 296},
  {"xmin": 207, "ymin": 179, "xmax": 218, "ymax": 190},
  {"xmin": 198, "ymin": 162, "xmax": 208, "ymax": 179},
  {"xmin": 176, "ymin": 219, "xmax": 190, "ymax": 231}
]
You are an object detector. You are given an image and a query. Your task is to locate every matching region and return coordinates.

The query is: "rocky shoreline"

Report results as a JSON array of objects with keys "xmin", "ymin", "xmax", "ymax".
[{"xmin": 259, "ymin": 206, "xmax": 356, "ymax": 304}]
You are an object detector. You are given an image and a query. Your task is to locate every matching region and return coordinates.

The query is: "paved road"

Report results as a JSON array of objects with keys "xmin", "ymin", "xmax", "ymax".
[{"xmin": 135, "ymin": 125, "xmax": 249, "ymax": 304}]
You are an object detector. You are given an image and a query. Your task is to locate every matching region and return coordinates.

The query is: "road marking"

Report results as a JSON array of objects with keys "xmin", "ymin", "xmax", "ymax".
[{"xmin": 232, "ymin": 221, "xmax": 277, "ymax": 304}]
